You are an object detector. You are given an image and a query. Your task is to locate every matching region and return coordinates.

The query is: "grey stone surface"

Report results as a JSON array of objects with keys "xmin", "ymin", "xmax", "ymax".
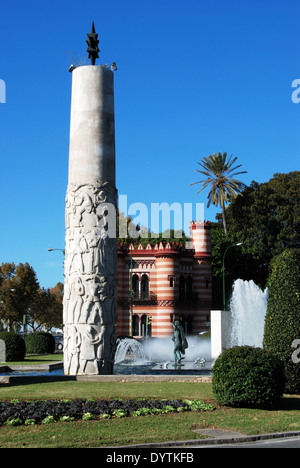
[
  {"xmin": 0, "ymin": 339, "xmax": 5, "ymax": 363},
  {"xmin": 193, "ymin": 428, "xmax": 245, "ymax": 439},
  {"xmin": 64, "ymin": 65, "xmax": 118, "ymax": 376}
]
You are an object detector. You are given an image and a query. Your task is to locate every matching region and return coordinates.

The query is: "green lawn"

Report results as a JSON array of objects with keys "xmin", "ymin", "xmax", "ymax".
[
  {"xmin": 0, "ymin": 380, "xmax": 299, "ymax": 448},
  {"xmin": 0, "ymin": 354, "xmax": 63, "ymax": 366}
]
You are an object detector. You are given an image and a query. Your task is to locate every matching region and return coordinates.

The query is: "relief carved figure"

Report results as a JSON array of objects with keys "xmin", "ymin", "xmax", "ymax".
[
  {"xmin": 65, "ymin": 182, "xmax": 117, "ymax": 230},
  {"xmin": 79, "ymin": 325, "xmax": 101, "ymax": 374},
  {"xmin": 64, "ymin": 325, "xmax": 81, "ymax": 375},
  {"xmin": 80, "ymin": 277, "xmax": 101, "ymax": 325},
  {"xmin": 97, "ymin": 325, "xmax": 117, "ymax": 373},
  {"xmin": 63, "ymin": 323, "xmax": 117, "ymax": 375},
  {"xmin": 64, "ymin": 181, "xmax": 118, "ymax": 375},
  {"xmin": 68, "ymin": 277, "xmax": 85, "ymax": 324}
]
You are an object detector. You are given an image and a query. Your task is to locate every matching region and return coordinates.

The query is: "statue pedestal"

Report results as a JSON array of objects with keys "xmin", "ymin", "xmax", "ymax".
[{"xmin": 210, "ymin": 310, "xmax": 231, "ymax": 361}]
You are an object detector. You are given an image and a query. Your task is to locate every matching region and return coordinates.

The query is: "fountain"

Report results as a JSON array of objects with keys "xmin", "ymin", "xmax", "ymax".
[
  {"xmin": 114, "ymin": 337, "xmax": 147, "ymax": 365},
  {"xmin": 1, "ymin": 279, "xmax": 269, "ymax": 381},
  {"xmin": 229, "ymin": 279, "xmax": 268, "ymax": 348},
  {"xmin": 114, "ymin": 336, "xmax": 212, "ymax": 374},
  {"xmin": 0, "ymin": 335, "xmax": 212, "ymax": 382}
]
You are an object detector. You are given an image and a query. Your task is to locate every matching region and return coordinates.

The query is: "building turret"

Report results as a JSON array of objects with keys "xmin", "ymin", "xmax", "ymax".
[
  {"xmin": 189, "ymin": 221, "xmax": 211, "ymax": 259},
  {"xmin": 153, "ymin": 243, "xmax": 179, "ymax": 337},
  {"xmin": 189, "ymin": 221, "xmax": 212, "ymax": 333}
]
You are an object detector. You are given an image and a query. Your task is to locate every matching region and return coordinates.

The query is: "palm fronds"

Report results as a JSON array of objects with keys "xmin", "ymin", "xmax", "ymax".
[{"xmin": 191, "ymin": 152, "xmax": 247, "ymax": 234}]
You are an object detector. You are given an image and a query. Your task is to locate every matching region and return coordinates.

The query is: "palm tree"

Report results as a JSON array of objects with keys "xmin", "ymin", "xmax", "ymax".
[{"xmin": 191, "ymin": 152, "xmax": 247, "ymax": 234}]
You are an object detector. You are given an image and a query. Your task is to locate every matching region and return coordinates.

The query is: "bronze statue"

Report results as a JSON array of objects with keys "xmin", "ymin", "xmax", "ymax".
[{"xmin": 172, "ymin": 320, "xmax": 188, "ymax": 366}]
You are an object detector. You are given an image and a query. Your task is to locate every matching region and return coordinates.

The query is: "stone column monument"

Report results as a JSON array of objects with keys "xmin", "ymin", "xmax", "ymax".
[{"xmin": 63, "ymin": 24, "xmax": 118, "ymax": 375}]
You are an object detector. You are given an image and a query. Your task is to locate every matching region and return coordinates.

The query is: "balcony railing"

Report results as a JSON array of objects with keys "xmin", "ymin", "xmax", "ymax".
[{"xmin": 130, "ymin": 291, "xmax": 157, "ymax": 302}]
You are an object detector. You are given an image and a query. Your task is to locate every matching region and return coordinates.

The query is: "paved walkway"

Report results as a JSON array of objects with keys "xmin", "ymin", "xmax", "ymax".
[{"xmin": 117, "ymin": 430, "xmax": 300, "ymax": 449}]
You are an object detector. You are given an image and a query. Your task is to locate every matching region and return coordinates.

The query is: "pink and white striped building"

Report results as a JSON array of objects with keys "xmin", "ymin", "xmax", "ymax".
[{"xmin": 116, "ymin": 221, "xmax": 212, "ymax": 338}]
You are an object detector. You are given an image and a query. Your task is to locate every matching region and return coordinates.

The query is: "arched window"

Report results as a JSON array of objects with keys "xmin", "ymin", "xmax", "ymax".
[
  {"xmin": 132, "ymin": 314, "xmax": 139, "ymax": 336},
  {"xmin": 179, "ymin": 275, "xmax": 193, "ymax": 301},
  {"xmin": 179, "ymin": 275, "xmax": 185, "ymax": 300},
  {"xmin": 169, "ymin": 276, "xmax": 175, "ymax": 287},
  {"xmin": 141, "ymin": 314, "xmax": 147, "ymax": 337},
  {"xmin": 132, "ymin": 274, "xmax": 139, "ymax": 298},
  {"xmin": 141, "ymin": 274, "xmax": 149, "ymax": 299},
  {"xmin": 186, "ymin": 275, "xmax": 193, "ymax": 299}
]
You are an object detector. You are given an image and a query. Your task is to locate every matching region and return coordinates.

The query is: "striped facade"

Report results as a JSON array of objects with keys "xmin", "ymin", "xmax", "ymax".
[{"xmin": 116, "ymin": 221, "xmax": 212, "ymax": 338}]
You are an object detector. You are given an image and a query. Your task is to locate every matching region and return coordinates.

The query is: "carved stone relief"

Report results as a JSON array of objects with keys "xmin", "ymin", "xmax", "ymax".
[{"xmin": 64, "ymin": 181, "xmax": 118, "ymax": 375}]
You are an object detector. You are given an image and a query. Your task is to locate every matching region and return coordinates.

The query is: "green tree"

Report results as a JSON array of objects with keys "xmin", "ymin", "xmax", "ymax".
[
  {"xmin": 191, "ymin": 152, "xmax": 247, "ymax": 235},
  {"xmin": 48, "ymin": 282, "xmax": 64, "ymax": 329},
  {"xmin": 28, "ymin": 283, "xmax": 63, "ymax": 331},
  {"xmin": 209, "ymin": 171, "xmax": 300, "ymax": 309},
  {"xmin": 0, "ymin": 262, "xmax": 40, "ymax": 331},
  {"xmin": 263, "ymin": 249, "xmax": 300, "ymax": 393},
  {"xmin": 214, "ymin": 171, "xmax": 300, "ymax": 288},
  {"xmin": 227, "ymin": 172, "xmax": 300, "ymax": 256}
]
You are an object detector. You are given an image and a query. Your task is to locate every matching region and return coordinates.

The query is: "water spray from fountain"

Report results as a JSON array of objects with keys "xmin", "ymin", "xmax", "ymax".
[
  {"xmin": 114, "ymin": 337, "xmax": 147, "ymax": 365},
  {"xmin": 114, "ymin": 335, "xmax": 212, "ymax": 373},
  {"xmin": 229, "ymin": 279, "xmax": 268, "ymax": 348}
]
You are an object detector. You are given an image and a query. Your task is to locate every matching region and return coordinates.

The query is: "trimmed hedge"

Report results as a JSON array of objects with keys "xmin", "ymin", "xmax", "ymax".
[
  {"xmin": 0, "ymin": 332, "xmax": 26, "ymax": 362},
  {"xmin": 263, "ymin": 249, "xmax": 300, "ymax": 393},
  {"xmin": 25, "ymin": 332, "xmax": 55, "ymax": 355},
  {"xmin": 212, "ymin": 346, "xmax": 285, "ymax": 408}
]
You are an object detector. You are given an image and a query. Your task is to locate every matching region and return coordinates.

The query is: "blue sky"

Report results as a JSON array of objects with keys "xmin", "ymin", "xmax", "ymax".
[{"xmin": 0, "ymin": 0, "xmax": 299, "ymax": 289}]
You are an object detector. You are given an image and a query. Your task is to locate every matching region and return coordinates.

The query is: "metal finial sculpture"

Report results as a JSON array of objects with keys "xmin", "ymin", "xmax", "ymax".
[{"xmin": 86, "ymin": 22, "xmax": 100, "ymax": 65}]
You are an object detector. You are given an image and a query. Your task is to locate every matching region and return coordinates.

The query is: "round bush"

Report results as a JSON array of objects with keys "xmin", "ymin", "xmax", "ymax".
[
  {"xmin": 0, "ymin": 331, "xmax": 26, "ymax": 362},
  {"xmin": 25, "ymin": 332, "xmax": 55, "ymax": 355},
  {"xmin": 212, "ymin": 346, "xmax": 285, "ymax": 408}
]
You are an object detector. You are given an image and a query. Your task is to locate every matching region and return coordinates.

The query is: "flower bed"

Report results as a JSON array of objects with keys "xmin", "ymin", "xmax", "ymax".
[{"xmin": 0, "ymin": 398, "xmax": 215, "ymax": 426}]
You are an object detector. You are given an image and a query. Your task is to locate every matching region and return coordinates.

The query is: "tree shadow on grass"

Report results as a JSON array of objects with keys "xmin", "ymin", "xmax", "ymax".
[{"xmin": 277, "ymin": 395, "xmax": 300, "ymax": 411}]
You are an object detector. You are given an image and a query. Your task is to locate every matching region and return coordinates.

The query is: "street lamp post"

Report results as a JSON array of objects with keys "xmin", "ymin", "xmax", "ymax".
[
  {"xmin": 222, "ymin": 243, "xmax": 242, "ymax": 311},
  {"xmin": 130, "ymin": 247, "xmax": 133, "ymax": 336}
]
